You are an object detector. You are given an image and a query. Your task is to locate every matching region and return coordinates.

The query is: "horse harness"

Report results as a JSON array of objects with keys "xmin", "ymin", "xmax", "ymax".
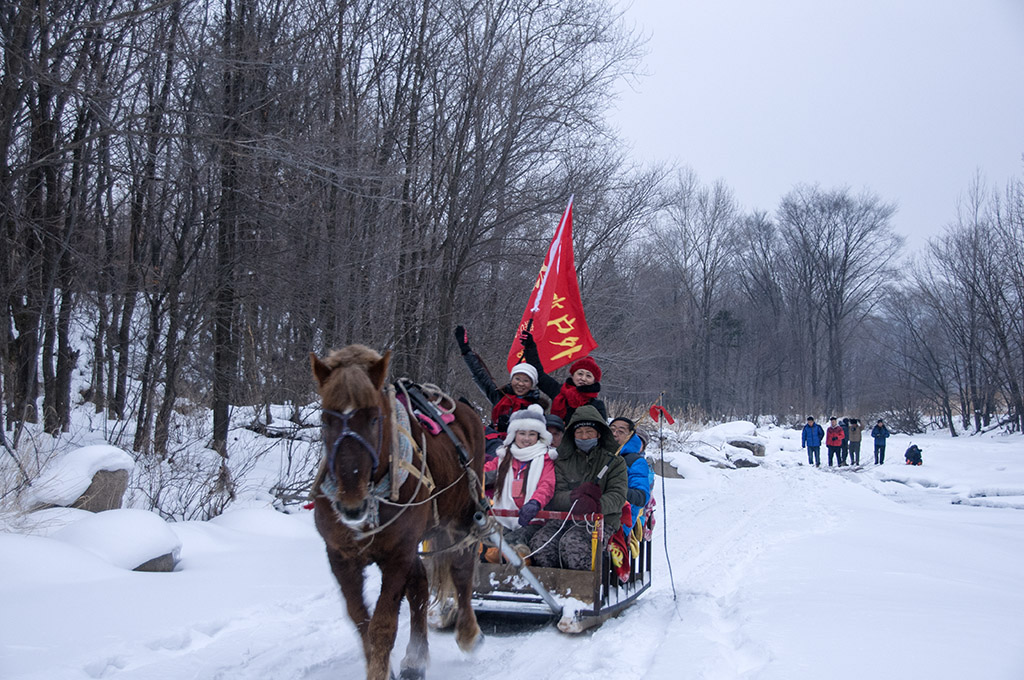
[{"xmin": 314, "ymin": 379, "xmax": 485, "ymax": 542}]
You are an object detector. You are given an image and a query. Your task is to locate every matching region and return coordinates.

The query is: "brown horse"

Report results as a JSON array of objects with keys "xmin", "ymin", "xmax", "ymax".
[{"xmin": 310, "ymin": 345, "xmax": 485, "ymax": 680}]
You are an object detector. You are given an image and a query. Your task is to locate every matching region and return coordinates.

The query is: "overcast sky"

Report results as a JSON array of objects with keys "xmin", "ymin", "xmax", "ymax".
[{"xmin": 611, "ymin": 0, "xmax": 1024, "ymax": 250}]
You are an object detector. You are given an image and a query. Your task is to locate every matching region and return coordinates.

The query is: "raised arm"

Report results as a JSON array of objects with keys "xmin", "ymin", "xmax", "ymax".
[
  {"xmin": 519, "ymin": 330, "xmax": 561, "ymax": 399},
  {"xmin": 455, "ymin": 326, "xmax": 503, "ymax": 406}
]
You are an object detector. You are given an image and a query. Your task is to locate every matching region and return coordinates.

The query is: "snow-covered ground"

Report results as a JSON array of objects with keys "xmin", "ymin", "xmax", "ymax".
[{"xmin": 3, "ymin": 426, "xmax": 1023, "ymax": 680}]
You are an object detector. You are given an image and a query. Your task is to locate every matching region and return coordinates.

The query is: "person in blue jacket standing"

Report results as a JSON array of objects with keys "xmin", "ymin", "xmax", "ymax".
[
  {"xmin": 802, "ymin": 416, "xmax": 824, "ymax": 467},
  {"xmin": 871, "ymin": 419, "xmax": 891, "ymax": 464}
]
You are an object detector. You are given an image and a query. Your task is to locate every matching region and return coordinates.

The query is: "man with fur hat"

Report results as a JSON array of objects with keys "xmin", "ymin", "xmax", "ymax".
[
  {"xmin": 482, "ymin": 404, "xmax": 557, "ymax": 562},
  {"xmin": 528, "ymin": 405, "xmax": 627, "ymax": 570}
]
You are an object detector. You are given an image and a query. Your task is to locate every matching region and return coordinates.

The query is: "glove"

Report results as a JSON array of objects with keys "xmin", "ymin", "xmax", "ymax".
[
  {"xmin": 517, "ymin": 499, "xmax": 541, "ymax": 527},
  {"xmin": 569, "ymin": 482, "xmax": 602, "ymax": 515},
  {"xmin": 454, "ymin": 325, "xmax": 470, "ymax": 354},
  {"xmin": 519, "ymin": 329, "xmax": 541, "ymax": 366}
]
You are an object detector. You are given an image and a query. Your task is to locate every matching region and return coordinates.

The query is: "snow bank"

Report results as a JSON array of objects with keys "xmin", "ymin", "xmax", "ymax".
[
  {"xmin": 209, "ymin": 508, "xmax": 319, "ymax": 539},
  {"xmin": 25, "ymin": 445, "xmax": 134, "ymax": 508},
  {"xmin": 15, "ymin": 506, "xmax": 93, "ymax": 537},
  {"xmin": 51, "ymin": 508, "xmax": 181, "ymax": 570},
  {"xmin": 0, "ymin": 533, "xmax": 122, "ymax": 585}
]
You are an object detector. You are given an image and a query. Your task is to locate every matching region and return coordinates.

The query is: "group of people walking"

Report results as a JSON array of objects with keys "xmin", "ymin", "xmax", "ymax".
[
  {"xmin": 801, "ymin": 416, "xmax": 892, "ymax": 467},
  {"xmin": 455, "ymin": 326, "xmax": 653, "ymax": 574}
]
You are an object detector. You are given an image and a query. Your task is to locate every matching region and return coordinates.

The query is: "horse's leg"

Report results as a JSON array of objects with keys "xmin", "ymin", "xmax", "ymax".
[
  {"xmin": 449, "ymin": 543, "xmax": 483, "ymax": 652},
  {"xmin": 399, "ymin": 556, "xmax": 430, "ymax": 680},
  {"xmin": 366, "ymin": 558, "xmax": 412, "ymax": 680},
  {"xmin": 327, "ymin": 551, "xmax": 372, "ymax": 663}
]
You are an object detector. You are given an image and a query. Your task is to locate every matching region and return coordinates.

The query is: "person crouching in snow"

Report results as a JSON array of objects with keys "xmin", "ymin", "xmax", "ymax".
[
  {"xmin": 482, "ymin": 404, "xmax": 557, "ymax": 563},
  {"xmin": 905, "ymin": 444, "xmax": 923, "ymax": 466},
  {"xmin": 528, "ymin": 405, "xmax": 627, "ymax": 570},
  {"xmin": 518, "ymin": 330, "xmax": 607, "ymax": 422}
]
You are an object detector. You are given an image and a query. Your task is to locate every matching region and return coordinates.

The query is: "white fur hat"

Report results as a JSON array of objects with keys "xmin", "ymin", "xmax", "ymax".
[
  {"xmin": 503, "ymin": 404, "xmax": 552, "ymax": 446},
  {"xmin": 509, "ymin": 362, "xmax": 538, "ymax": 386}
]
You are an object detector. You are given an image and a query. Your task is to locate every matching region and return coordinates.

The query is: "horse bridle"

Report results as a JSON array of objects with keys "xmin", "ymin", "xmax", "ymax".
[{"xmin": 322, "ymin": 407, "xmax": 384, "ymax": 476}]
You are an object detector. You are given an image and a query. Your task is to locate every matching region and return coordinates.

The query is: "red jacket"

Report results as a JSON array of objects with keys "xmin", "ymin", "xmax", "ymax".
[{"xmin": 826, "ymin": 425, "xmax": 845, "ymax": 447}]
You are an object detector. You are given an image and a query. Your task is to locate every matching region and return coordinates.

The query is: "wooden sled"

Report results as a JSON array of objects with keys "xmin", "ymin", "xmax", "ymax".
[{"xmin": 471, "ymin": 509, "xmax": 652, "ymax": 633}]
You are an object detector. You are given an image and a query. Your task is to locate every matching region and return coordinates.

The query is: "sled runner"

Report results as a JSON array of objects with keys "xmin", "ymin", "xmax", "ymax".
[{"xmin": 470, "ymin": 508, "xmax": 652, "ymax": 633}]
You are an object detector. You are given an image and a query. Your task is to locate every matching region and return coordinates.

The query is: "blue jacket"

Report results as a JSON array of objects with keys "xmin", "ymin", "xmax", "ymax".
[
  {"xmin": 801, "ymin": 423, "xmax": 824, "ymax": 448},
  {"xmin": 871, "ymin": 425, "xmax": 891, "ymax": 444},
  {"xmin": 620, "ymin": 433, "xmax": 654, "ymax": 530}
]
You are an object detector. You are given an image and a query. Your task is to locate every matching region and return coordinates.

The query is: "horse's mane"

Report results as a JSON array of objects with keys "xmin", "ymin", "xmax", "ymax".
[{"xmin": 318, "ymin": 345, "xmax": 384, "ymax": 409}]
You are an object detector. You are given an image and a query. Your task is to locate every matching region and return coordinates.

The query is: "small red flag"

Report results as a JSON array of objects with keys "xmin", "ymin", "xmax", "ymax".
[
  {"xmin": 507, "ymin": 197, "xmax": 598, "ymax": 373},
  {"xmin": 649, "ymin": 404, "xmax": 675, "ymax": 425}
]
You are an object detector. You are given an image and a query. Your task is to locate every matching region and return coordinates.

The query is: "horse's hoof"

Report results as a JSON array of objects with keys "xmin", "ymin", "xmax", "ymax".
[
  {"xmin": 399, "ymin": 668, "xmax": 425, "ymax": 680},
  {"xmin": 457, "ymin": 629, "xmax": 484, "ymax": 653}
]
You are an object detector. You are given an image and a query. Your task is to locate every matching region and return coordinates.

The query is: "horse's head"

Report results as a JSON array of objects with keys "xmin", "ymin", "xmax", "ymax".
[{"xmin": 311, "ymin": 345, "xmax": 391, "ymax": 528}]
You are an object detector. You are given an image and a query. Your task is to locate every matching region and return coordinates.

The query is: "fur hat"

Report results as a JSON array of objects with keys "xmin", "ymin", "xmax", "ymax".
[
  {"xmin": 503, "ymin": 404, "xmax": 552, "ymax": 446},
  {"xmin": 570, "ymin": 356, "xmax": 601, "ymax": 382},
  {"xmin": 509, "ymin": 362, "xmax": 538, "ymax": 386}
]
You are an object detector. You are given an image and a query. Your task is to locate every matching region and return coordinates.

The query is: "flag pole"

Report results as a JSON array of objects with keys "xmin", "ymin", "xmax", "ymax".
[
  {"xmin": 655, "ymin": 391, "xmax": 678, "ymax": 602},
  {"xmin": 531, "ymin": 195, "xmax": 573, "ymax": 313}
]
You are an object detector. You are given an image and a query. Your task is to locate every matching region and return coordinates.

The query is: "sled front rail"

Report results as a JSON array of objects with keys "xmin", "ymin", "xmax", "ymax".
[{"xmin": 473, "ymin": 509, "xmax": 652, "ymax": 633}]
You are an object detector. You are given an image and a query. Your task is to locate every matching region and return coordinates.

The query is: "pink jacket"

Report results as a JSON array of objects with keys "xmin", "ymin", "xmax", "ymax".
[{"xmin": 484, "ymin": 454, "xmax": 556, "ymax": 508}]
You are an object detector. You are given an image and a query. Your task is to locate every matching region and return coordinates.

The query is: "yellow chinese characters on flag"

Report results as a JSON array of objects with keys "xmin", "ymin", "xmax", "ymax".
[{"xmin": 507, "ymin": 197, "xmax": 598, "ymax": 373}]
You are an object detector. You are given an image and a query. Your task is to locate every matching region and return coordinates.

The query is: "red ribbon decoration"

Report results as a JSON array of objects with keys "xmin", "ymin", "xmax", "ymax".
[{"xmin": 648, "ymin": 404, "xmax": 675, "ymax": 425}]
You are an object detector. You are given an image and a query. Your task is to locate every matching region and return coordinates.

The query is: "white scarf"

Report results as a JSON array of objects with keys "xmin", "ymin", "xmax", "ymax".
[{"xmin": 493, "ymin": 441, "xmax": 552, "ymax": 528}]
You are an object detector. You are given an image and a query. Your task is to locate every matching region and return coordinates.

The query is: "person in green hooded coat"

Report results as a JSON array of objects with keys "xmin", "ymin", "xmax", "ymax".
[{"xmin": 528, "ymin": 404, "xmax": 628, "ymax": 570}]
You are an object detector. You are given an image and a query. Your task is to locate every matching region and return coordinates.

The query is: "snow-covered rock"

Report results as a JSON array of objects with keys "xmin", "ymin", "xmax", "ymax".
[
  {"xmin": 25, "ymin": 445, "xmax": 135, "ymax": 511},
  {"xmin": 727, "ymin": 437, "xmax": 767, "ymax": 457},
  {"xmin": 51, "ymin": 508, "xmax": 181, "ymax": 571},
  {"xmin": 701, "ymin": 420, "xmax": 757, "ymax": 444}
]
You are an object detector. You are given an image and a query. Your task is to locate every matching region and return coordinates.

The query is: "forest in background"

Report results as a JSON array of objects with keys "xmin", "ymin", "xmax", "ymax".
[{"xmin": 3, "ymin": 0, "xmax": 1023, "ymax": 491}]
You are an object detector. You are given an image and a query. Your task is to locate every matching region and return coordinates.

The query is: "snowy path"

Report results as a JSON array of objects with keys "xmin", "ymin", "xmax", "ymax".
[{"xmin": 4, "ymin": 434, "xmax": 1024, "ymax": 680}]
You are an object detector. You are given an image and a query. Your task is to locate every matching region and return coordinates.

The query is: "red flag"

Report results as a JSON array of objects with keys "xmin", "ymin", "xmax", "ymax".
[
  {"xmin": 507, "ymin": 197, "xmax": 598, "ymax": 373},
  {"xmin": 648, "ymin": 404, "xmax": 675, "ymax": 425}
]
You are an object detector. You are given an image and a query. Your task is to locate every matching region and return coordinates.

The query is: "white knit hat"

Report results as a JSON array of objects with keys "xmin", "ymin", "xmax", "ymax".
[
  {"xmin": 503, "ymin": 404, "xmax": 552, "ymax": 446},
  {"xmin": 509, "ymin": 362, "xmax": 538, "ymax": 386}
]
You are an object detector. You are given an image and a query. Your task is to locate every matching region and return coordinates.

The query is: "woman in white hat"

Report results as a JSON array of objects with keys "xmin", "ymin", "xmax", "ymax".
[{"xmin": 482, "ymin": 404, "xmax": 557, "ymax": 562}]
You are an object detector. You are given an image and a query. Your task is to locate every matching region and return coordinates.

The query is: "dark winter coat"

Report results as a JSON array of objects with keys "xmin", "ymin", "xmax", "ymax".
[
  {"xmin": 801, "ymin": 423, "xmax": 824, "ymax": 448},
  {"xmin": 871, "ymin": 424, "xmax": 891, "ymax": 445},
  {"xmin": 460, "ymin": 347, "xmax": 548, "ymax": 432},
  {"xmin": 550, "ymin": 405, "xmax": 628, "ymax": 534}
]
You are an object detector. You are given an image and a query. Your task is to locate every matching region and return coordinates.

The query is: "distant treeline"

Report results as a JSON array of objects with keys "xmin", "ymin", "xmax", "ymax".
[{"xmin": 2, "ymin": 0, "xmax": 1021, "ymax": 477}]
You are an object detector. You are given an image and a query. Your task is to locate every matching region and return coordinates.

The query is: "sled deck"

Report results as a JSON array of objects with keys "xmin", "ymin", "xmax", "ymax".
[{"xmin": 472, "ymin": 510, "xmax": 652, "ymax": 633}]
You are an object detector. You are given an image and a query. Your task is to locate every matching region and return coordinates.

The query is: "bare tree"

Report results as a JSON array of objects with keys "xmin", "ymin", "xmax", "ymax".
[{"xmin": 777, "ymin": 185, "xmax": 902, "ymax": 413}]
